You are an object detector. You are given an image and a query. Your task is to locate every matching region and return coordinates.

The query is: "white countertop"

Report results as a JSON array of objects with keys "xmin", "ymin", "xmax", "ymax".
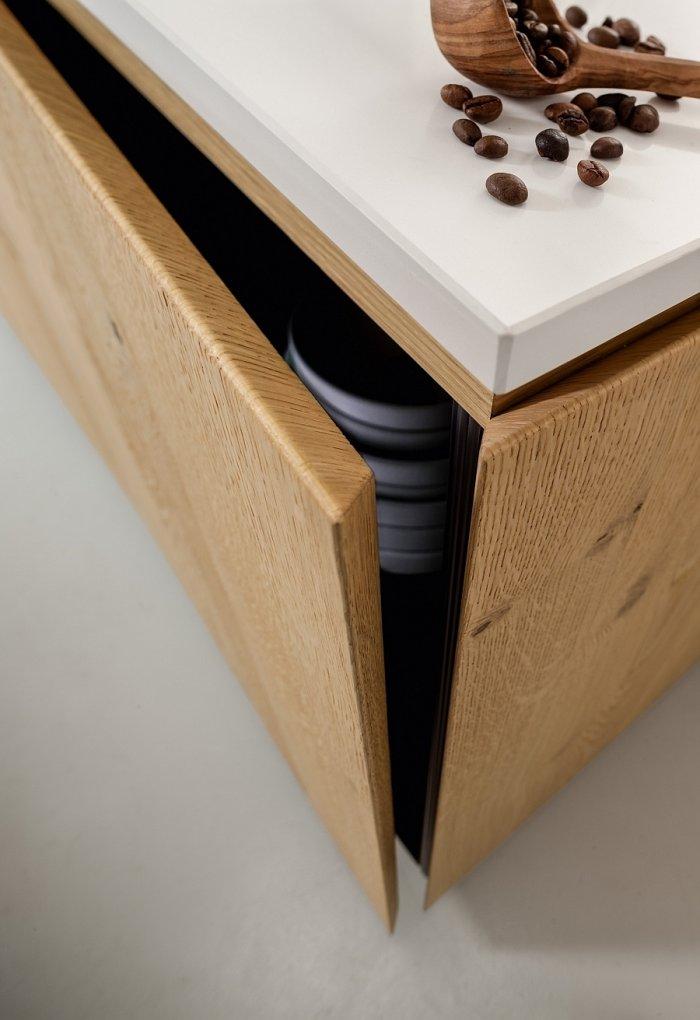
[{"xmin": 77, "ymin": 0, "xmax": 700, "ymax": 394}]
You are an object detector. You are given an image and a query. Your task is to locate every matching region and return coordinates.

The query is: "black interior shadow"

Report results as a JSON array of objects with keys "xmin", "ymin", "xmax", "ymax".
[{"xmin": 437, "ymin": 668, "xmax": 700, "ymax": 951}]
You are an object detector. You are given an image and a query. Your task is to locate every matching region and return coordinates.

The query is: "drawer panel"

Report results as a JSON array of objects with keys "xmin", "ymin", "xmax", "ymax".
[
  {"xmin": 0, "ymin": 3, "xmax": 396, "ymax": 926},
  {"xmin": 426, "ymin": 314, "xmax": 700, "ymax": 903}
]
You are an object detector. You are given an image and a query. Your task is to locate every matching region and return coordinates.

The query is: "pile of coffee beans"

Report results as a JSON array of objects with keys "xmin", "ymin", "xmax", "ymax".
[
  {"xmin": 564, "ymin": 6, "xmax": 667, "ymax": 55},
  {"xmin": 546, "ymin": 92, "xmax": 661, "ymax": 134},
  {"xmin": 507, "ymin": 0, "xmax": 579, "ymax": 77},
  {"xmin": 440, "ymin": 0, "xmax": 677, "ymax": 208}
]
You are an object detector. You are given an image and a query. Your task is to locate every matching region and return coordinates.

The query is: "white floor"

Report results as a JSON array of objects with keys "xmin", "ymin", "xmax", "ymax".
[{"xmin": 1, "ymin": 313, "xmax": 699, "ymax": 1020}]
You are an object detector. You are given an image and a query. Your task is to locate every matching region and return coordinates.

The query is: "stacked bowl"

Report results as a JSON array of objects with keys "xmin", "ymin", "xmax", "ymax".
[{"xmin": 287, "ymin": 289, "xmax": 451, "ymax": 574}]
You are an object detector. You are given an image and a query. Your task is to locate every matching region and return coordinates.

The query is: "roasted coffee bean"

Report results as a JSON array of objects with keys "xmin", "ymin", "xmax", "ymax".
[
  {"xmin": 635, "ymin": 35, "xmax": 666, "ymax": 54},
  {"xmin": 441, "ymin": 84, "xmax": 473, "ymax": 109},
  {"xmin": 505, "ymin": 1, "xmax": 518, "ymax": 15},
  {"xmin": 565, "ymin": 5, "xmax": 587, "ymax": 28},
  {"xmin": 656, "ymin": 93, "xmax": 679, "ymax": 101},
  {"xmin": 474, "ymin": 135, "xmax": 509, "ymax": 158},
  {"xmin": 517, "ymin": 30, "xmax": 538, "ymax": 65},
  {"xmin": 589, "ymin": 106, "xmax": 617, "ymax": 131},
  {"xmin": 527, "ymin": 21, "xmax": 550, "ymax": 42},
  {"xmin": 628, "ymin": 104, "xmax": 660, "ymax": 133},
  {"xmin": 557, "ymin": 108, "xmax": 590, "ymax": 136},
  {"xmin": 537, "ymin": 53, "xmax": 559, "ymax": 77},
  {"xmin": 556, "ymin": 29, "xmax": 580, "ymax": 57},
  {"xmin": 602, "ymin": 16, "xmax": 614, "ymax": 28},
  {"xmin": 588, "ymin": 25, "xmax": 620, "ymax": 47},
  {"xmin": 573, "ymin": 92, "xmax": 598, "ymax": 114},
  {"xmin": 545, "ymin": 45, "xmax": 570, "ymax": 72},
  {"xmin": 486, "ymin": 172, "xmax": 528, "ymax": 205},
  {"xmin": 520, "ymin": 8, "xmax": 538, "ymax": 23},
  {"xmin": 612, "ymin": 18, "xmax": 640, "ymax": 46},
  {"xmin": 545, "ymin": 101, "xmax": 581, "ymax": 121},
  {"xmin": 536, "ymin": 127, "xmax": 570, "ymax": 161},
  {"xmin": 577, "ymin": 159, "xmax": 610, "ymax": 187},
  {"xmin": 617, "ymin": 96, "xmax": 637, "ymax": 125},
  {"xmin": 463, "ymin": 95, "xmax": 503, "ymax": 123},
  {"xmin": 452, "ymin": 118, "xmax": 482, "ymax": 146},
  {"xmin": 590, "ymin": 136, "xmax": 624, "ymax": 159},
  {"xmin": 597, "ymin": 92, "xmax": 629, "ymax": 110}
]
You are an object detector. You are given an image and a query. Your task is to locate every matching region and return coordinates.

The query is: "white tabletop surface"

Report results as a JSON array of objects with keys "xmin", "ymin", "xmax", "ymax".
[
  {"xmin": 75, "ymin": 0, "xmax": 700, "ymax": 393},
  {"xmin": 3, "ymin": 312, "xmax": 700, "ymax": 1017}
]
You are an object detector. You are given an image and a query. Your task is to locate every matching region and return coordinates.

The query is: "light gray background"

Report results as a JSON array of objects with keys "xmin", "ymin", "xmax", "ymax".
[{"xmin": 1, "ymin": 314, "xmax": 699, "ymax": 1020}]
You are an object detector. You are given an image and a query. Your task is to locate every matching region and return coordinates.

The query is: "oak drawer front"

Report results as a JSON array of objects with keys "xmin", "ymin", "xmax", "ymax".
[
  {"xmin": 427, "ymin": 316, "xmax": 700, "ymax": 903},
  {"xmin": 0, "ymin": 3, "xmax": 396, "ymax": 925}
]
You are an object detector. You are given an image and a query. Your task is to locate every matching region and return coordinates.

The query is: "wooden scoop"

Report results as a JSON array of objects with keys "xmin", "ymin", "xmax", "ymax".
[{"xmin": 431, "ymin": 0, "xmax": 700, "ymax": 97}]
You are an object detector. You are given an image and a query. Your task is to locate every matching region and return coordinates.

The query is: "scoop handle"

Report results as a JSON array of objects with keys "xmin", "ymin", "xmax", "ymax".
[{"xmin": 574, "ymin": 45, "xmax": 700, "ymax": 99}]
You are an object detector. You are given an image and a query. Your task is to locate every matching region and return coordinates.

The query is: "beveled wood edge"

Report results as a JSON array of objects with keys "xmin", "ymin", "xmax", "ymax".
[{"xmin": 47, "ymin": 0, "xmax": 495, "ymax": 427}]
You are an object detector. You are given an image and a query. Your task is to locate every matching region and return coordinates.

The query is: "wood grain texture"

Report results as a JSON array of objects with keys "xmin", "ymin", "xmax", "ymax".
[
  {"xmin": 0, "ymin": 3, "xmax": 397, "ymax": 927},
  {"xmin": 431, "ymin": 0, "xmax": 700, "ymax": 97},
  {"xmin": 48, "ymin": 0, "xmax": 495, "ymax": 427},
  {"xmin": 427, "ymin": 308, "xmax": 700, "ymax": 904}
]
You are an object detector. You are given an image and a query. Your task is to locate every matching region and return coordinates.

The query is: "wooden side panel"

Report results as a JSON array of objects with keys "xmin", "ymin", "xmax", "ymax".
[
  {"xmin": 427, "ymin": 312, "xmax": 700, "ymax": 904},
  {"xmin": 0, "ymin": 4, "xmax": 396, "ymax": 926}
]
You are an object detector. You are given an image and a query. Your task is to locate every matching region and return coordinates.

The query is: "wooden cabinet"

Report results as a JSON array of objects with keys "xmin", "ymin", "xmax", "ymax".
[{"xmin": 1, "ymin": 0, "xmax": 698, "ymax": 927}]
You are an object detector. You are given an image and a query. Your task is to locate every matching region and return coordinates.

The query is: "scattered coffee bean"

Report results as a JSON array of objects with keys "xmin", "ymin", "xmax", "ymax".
[
  {"xmin": 441, "ymin": 84, "xmax": 473, "ymax": 110},
  {"xmin": 474, "ymin": 135, "xmax": 509, "ymax": 158},
  {"xmin": 486, "ymin": 172, "xmax": 528, "ymax": 205},
  {"xmin": 602, "ymin": 16, "xmax": 614, "ymax": 28},
  {"xmin": 565, "ymin": 5, "xmax": 587, "ymax": 28},
  {"xmin": 588, "ymin": 25, "xmax": 620, "ymax": 47},
  {"xmin": 505, "ymin": 1, "xmax": 518, "ymax": 15},
  {"xmin": 590, "ymin": 136, "xmax": 623, "ymax": 159},
  {"xmin": 545, "ymin": 101, "xmax": 581, "ymax": 121},
  {"xmin": 517, "ymin": 30, "xmax": 537, "ymax": 65},
  {"xmin": 656, "ymin": 93, "xmax": 679, "ymax": 101},
  {"xmin": 628, "ymin": 104, "xmax": 660, "ymax": 133},
  {"xmin": 520, "ymin": 8, "xmax": 537, "ymax": 23},
  {"xmin": 617, "ymin": 96, "xmax": 637, "ymax": 125},
  {"xmin": 597, "ymin": 93, "xmax": 628, "ymax": 111},
  {"xmin": 537, "ymin": 53, "xmax": 559, "ymax": 77},
  {"xmin": 577, "ymin": 159, "xmax": 610, "ymax": 187},
  {"xmin": 463, "ymin": 95, "xmax": 503, "ymax": 123},
  {"xmin": 536, "ymin": 127, "xmax": 570, "ymax": 161},
  {"xmin": 589, "ymin": 106, "xmax": 617, "ymax": 132},
  {"xmin": 452, "ymin": 118, "xmax": 482, "ymax": 146},
  {"xmin": 612, "ymin": 18, "xmax": 640, "ymax": 46},
  {"xmin": 557, "ymin": 108, "xmax": 590, "ymax": 136},
  {"xmin": 572, "ymin": 92, "xmax": 598, "ymax": 115},
  {"xmin": 635, "ymin": 34, "xmax": 666, "ymax": 55}
]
